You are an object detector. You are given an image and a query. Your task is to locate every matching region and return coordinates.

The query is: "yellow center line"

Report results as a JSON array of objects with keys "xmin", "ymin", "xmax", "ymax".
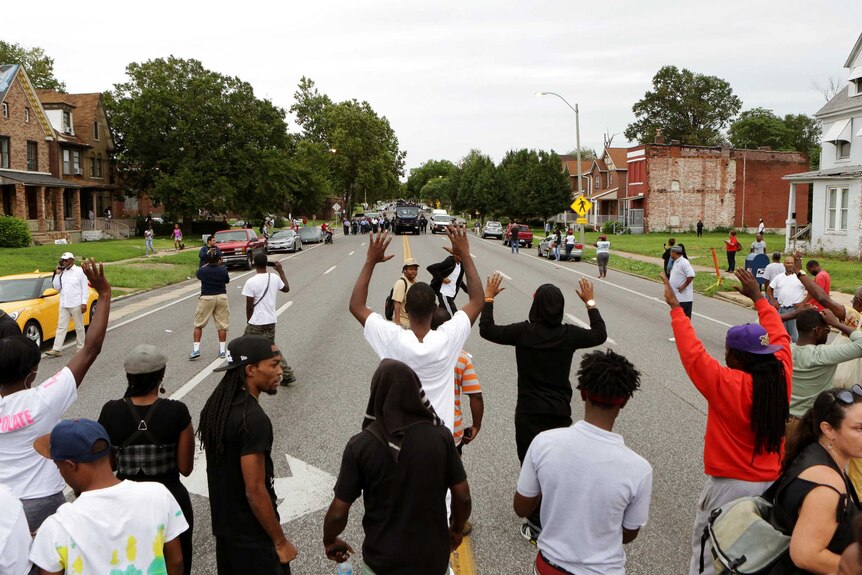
[
  {"xmin": 451, "ymin": 535, "xmax": 476, "ymax": 575},
  {"xmin": 403, "ymin": 235, "xmax": 412, "ymax": 260}
]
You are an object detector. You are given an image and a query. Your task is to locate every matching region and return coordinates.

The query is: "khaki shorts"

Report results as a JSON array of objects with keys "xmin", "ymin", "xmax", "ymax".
[{"xmin": 194, "ymin": 294, "xmax": 230, "ymax": 330}]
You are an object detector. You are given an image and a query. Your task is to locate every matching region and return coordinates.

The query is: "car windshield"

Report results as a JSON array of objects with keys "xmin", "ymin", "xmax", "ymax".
[
  {"xmin": 298, "ymin": 228, "xmax": 318, "ymax": 236},
  {"xmin": 397, "ymin": 207, "xmax": 419, "ymax": 217},
  {"xmin": 518, "ymin": 225, "xmax": 530, "ymax": 232},
  {"xmin": 215, "ymin": 231, "xmax": 249, "ymax": 242},
  {"xmin": 0, "ymin": 278, "xmax": 42, "ymax": 303},
  {"xmin": 431, "ymin": 215, "xmax": 453, "ymax": 223},
  {"xmin": 486, "ymin": 222, "xmax": 501, "ymax": 228},
  {"xmin": 271, "ymin": 230, "xmax": 295, "ymax": 239}
]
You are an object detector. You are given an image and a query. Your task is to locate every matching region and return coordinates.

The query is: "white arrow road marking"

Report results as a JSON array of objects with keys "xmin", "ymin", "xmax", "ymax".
[
  {"xmin": 324, "ymin": 265, "xmax": 336, "ymax": 275},
  {"xmin": 349, "ymin": 251, "xmax": 355, "ymax": 256},
  {"xmin": 565, "ymin": 313, "xmax": 616, "ymax": 345},
  {"xmin": 180, "ymin": 446, "xmax": 335, "ymax": 524}
]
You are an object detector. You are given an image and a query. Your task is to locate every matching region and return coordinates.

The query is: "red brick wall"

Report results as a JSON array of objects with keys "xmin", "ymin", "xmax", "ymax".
[
  {"xmin": 730, "ymin": 150, "xmax": 809, "ymax": 229},
  {"xmin": 0, "ymin": 74, "xmax": 51, "ymax": 172}
]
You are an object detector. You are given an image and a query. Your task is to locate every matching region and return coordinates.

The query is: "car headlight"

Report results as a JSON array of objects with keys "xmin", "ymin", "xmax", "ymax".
[{"xmin": 9, "ymin": 310, "xmax": 20, "ymax": 320}]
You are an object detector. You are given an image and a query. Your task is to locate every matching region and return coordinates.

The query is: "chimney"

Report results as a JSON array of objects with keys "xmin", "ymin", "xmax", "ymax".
[
  {"xmin": 670, "ymin": 139, "xmax": 681, "ymax": 146},
  {"xmin": 654, "ymin": 128, "xmax": 665, "ymax": 144}
]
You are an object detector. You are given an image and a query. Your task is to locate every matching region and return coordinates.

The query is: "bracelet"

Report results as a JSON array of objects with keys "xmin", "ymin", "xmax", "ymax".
[{"xmin": 484, "ymin": 297, "xmax": 494, "ymax": 303}]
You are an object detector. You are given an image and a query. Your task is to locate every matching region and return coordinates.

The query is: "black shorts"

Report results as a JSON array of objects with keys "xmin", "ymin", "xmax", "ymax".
[{"xmin": 216, "ymin": 538, "xmax": 291, "ymax": 575}]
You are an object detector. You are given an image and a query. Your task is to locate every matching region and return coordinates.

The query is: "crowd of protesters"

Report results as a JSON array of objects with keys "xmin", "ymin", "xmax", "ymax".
[{"xmin": 5, "ymin": 221, "xmax": 862, "ymax": 575}]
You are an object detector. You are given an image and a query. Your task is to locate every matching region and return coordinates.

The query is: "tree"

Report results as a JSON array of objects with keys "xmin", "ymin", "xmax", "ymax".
[
  {"xmin": 566, "ymin": 147, "xmax": 597, "ymax": 160},
  {"xmin": 728, "ymin": 108, "xmax": 788, "ymax": 150},
  {"xmin": 783, "ymin": 113, "xmax": 822, "ymax": 170},
  {"xmin": 625, "ymin": 65, "xmax": 742, "ymax": 146},
  {"xmin": 453, "ymin": 150, "xmax": 497, "ymax": 216},
  {"xmin": 406, "ymin": 159, "xmax": 457, "ymax": 200},
  {"xmin": 498, "ymin": 149, "xmax": 570, "ymax": 221},
  {"xmin": 107, "ymin": 56, "xmax": 292, "ymax": 225},
  {"xmin": 0, "ymin": 41, "xmax": 65, "ymax": 91}
]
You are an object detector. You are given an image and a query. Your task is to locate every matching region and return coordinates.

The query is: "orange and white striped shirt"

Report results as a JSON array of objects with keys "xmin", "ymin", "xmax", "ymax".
[{"xmin": 454, "ymin": 350, "xmax": 482, "ymax": 445}]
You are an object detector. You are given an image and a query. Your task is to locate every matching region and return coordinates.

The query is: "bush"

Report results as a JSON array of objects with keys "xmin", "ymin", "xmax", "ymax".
[
  {"xmin": 0, "ymin": 216, "xmax": 32, "ymax": 247},
  {"xmin": 711, "ymin": 225, "xmax": 734, "ymax": 234},
  {"xmin": 602, "ymin": 220, "xmax": 630, "ymax": 235}
]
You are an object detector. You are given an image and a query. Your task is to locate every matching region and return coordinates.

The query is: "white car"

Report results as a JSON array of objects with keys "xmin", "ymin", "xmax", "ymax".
[{"xmin": 482, "ymin": 221, "xmax": 503, "ymax": 239}]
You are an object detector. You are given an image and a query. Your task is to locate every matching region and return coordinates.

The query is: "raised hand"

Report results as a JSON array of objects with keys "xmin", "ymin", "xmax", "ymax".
[
  {"xmin": 822, "ymin": 308, "xmax": 843, "ymax": 328},
  {"xmin": 366, "ymin": 230, "xmax": 394, "ymax": 265},
  {"xmin": 485, "ymin": 272, "xmax": 505, "ymax": 299},
  {"xmin": 81, "ymin": 258, "xmax": 110, "ymax": 297},
  {"xmin": 575, "ymin": 278, "xmax": 594, "ymax": 305},
  {"xmin": 445, "ymin": 224, "xmax": 470, "ymax": 260},
  {"xmin": 793, "ymin": 249, "xmax": 803, "ymax": 274},
  {"xmin": 660, "ymin": 273, "xmax": 680, "ymax": 308},
  {"xmin": 733, "ymin": 269, "xmax": 762, "ymax": 302}
]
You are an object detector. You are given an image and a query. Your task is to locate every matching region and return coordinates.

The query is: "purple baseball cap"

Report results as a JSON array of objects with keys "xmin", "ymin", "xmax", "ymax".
[{"xmin": 726, "ymin": 324, "xmax": 783, "ymax": 355}]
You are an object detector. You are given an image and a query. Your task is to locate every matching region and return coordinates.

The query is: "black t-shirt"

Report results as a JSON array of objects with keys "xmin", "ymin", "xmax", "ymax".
[
  {"xmin": 98, "ymin": 398, "xmax": 191, "ymax": 484},
  {"xmin": 206, "ymin": 392, "xmax": 277, "ymax": 543},
  {"xmin": 199, "ymin": 245, "xmax": 223, "ymax": 267},
  {"xmin": 334, "ymin": 425, "xmax": 466, "ymax": 575},
  {"xmin": 196, "ymin": 264, "xmax": 230, "ymax": 295},
  {"xmin": 0, "ymin": 312, "xmax": 22, "ymax": 338}
]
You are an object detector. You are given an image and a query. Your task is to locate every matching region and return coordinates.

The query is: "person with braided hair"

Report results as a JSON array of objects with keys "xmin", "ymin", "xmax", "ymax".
[
  {"xmin": 199, "ymin": 335, "xmax": 297, "ymax": 574},
  {"xmin": 662, "ymin": 268, "xmax": 792, "ymax": 575}
]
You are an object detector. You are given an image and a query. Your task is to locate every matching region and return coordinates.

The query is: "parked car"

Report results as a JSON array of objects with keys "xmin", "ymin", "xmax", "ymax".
[
  {"xmin": 482, "ymin": 221, "xmax": 503, "ymax": 239},
  {"xmin": 393, "ymin": 205, "xmax": 421, "ymax": 235},
  {"xmin": 266, "ymin": 229, "xmax": 302, "ymax": 253},
  {"xmin": 214, "ymin": 228, "xmax": 267, "ymax": 269},
  {"xmin": 504, "ymin": 223, "xmax": 533, "ymax": 248},
  {"xmin": 537, "ymin": 236, "xmax": 583, "ymax": 261},
  {"xmin": 0, "ymin": 272, "xmax": 99, "ymax": 348},
  {"xmin": 298, "ymin": 226, "xmax": 325, "ymax": 244},
  {"xmin": 430, "ymin": 214, "xmax": 456, "ymax": 234}
]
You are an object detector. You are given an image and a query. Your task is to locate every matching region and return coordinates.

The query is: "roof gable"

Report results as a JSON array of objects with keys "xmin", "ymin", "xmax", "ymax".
[
  {"xmin": 0, "ymin": 65, "xmax": 56, "ymax": 141},
  {"xmin": 604, "ymin": 148, "xmax": 628, "ymax": 171},
  {"xmin": 845, "ymin": 32, "xmax": 862, "ymax": 69},
  {"xmin": 36, "ymin": 91, "xmax": 114, "ymax": 150}
]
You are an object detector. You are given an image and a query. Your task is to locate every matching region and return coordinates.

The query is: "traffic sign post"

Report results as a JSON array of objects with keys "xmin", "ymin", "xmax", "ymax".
[{"xmin": 571, "ymin": 197, "xmax": 592, "ymax": 244}]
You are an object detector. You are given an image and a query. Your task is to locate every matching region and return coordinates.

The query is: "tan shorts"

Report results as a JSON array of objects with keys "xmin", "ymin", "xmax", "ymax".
[{"xmin": 194, "ymin": 294, "xmax": 230, "ymax": 330}]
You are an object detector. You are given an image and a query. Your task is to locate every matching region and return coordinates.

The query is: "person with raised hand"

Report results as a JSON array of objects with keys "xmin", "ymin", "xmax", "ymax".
[
  {"xmin": 350, "ymin": 226, "xmax": 484, "ymax": 434},
  {"xmin": 662, "ymin": 268, "xmax": 791, "ymax": 575},
  {"xmin": 479, "ymin": 271, "xmax": 607, "ymax": 542},
  {"xmin": 0, "ymin": 258, "xmax": 111, "ymax": 532}
]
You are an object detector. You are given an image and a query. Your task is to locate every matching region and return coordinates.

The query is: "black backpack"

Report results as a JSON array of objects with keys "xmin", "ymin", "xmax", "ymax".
[{"xmin": 385, "ymin": 278, "xmax": 408, "ymax": 320}]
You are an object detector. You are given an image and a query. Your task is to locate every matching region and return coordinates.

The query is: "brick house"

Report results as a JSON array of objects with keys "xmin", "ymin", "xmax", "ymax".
[
  {"xmin": 36, "ymin": 90, "xmax": 129, "ymax": 234},
  {"xmin": 0, "ymin": 64, "xmax": 83, "ymax": 242},
  {"xmin": 624, "ymin": 142, "xmax": 809, "ymax": 234},
  {"xmin": 784, "ymin": 32, "xmax": 862, "ymax": 256},
  {"xmin": 583, "ymin": 147, "xmax": 628, "ymax": 228}
]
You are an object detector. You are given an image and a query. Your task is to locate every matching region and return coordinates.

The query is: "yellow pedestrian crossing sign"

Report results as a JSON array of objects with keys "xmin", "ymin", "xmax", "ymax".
[
  {"xmin": 571, "ymin": 197, "xmax": 592, "ymax": 216},
  {"xmin": 576, "ymin": 217, "xmax": 588, "ymax": 225}
]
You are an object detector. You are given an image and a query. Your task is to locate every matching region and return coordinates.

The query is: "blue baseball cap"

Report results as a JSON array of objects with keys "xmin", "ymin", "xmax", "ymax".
[
  {"xmin": 725, "ymin": 324, "xmax": 783, "ymax": 355},
  {"xmin": 33, "ymin": 419, "xmax": 112, "ymax": 463}
]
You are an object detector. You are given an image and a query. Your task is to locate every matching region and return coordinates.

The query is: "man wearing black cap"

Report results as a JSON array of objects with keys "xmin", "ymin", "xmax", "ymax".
[
  {"xmin": 198, "ymin": 336, "xmax": 297, "ymax": 574},
  {"xmin": 30, "ymin": 419, "xmax": 188, "ymax": 575}
]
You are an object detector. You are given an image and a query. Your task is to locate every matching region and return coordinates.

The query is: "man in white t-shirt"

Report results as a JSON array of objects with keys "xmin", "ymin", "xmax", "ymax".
[
  {"xmin": 31, "ymin": 419, "xmax": 188, "ymax": 575},
  {"xmin": 0, "ymin": 484, "xmax": 32, "ymax": 575},
  {"xmin": 761, "ymin": 252, "xmax": 785, "ymax": 288},
  {"xmin": 668, "ymin": 247, "xmax": 695, "ymax": 343},
  {"xmin": 768, "ymin": 256, "xmax": 807, "ymax": 342},
  {"xmin": 515, "ymin": 350, "xmax": 653, "ymax": 575},
  {"xmin": 45, "ymin": 252, "xmax": 91, "ymax": 357},
  {"xmin": 242, "ymin": 253, "xmax": 294, "ymax": 385},
  {"xmin": 350, "ymin": 226, "xmax": 484, "ymax": 431}
]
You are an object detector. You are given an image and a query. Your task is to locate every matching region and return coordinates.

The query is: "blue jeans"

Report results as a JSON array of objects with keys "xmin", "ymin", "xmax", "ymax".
[
  {"xmin": 779, "ymin": 306, "xmax": 799, "ymax": 342},
  {"xmin": 553, "ymin": 246, "xmax": 560, "ymax": 260},
  {"xmin": 511, "ymin": 239, "xmax": 519, "ymax": 253}
]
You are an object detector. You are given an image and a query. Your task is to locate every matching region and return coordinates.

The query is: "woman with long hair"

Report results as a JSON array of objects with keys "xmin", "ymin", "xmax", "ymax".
[
  {"xmin": 771, "ymin": 387, "xmax": 862, "ymax": 574},
  {"xmin": 98, "ymin": 345, "xmax": 195, "ymax": 575},
  {"xmin": 662, "ymin": 269, "xmax": 792, "ymax": 575}
]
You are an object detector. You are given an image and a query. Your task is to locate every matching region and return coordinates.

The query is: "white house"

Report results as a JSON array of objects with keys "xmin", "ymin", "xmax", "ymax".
[{"xmin": 784, "ymin": 32, "xmax": 862, "ymax": 256}]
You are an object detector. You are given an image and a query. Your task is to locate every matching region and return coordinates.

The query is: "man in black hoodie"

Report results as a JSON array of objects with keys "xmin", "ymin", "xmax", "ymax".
[
  {"xmin": 427, "ymin": 251, "xmax": 469, "ymax": 317},
  {"xmin": 479, "ymin": 272, "xmax": 607, "ymax": 542}
]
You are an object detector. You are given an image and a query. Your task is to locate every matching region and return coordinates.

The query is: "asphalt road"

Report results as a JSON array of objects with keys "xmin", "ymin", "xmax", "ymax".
[{"xmin": 45, "ymin": 229, "xmax": 763, "ymax": 574}]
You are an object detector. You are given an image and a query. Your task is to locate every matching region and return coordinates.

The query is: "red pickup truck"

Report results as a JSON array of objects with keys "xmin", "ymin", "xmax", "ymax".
[
  {"xmin": 213, "ymin": 228, "xmax": 267, "ymax": 269},
  {"xmin": 504, "ymin": 223, "xmax": 533, "ymax": 248}
]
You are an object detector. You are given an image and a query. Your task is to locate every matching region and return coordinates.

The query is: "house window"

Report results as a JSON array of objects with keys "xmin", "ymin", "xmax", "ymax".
[
  {"xmin": 24, "ymin": 108, "xmax": 30, "ymax": 123},
  {"xmin": 837, "ymin": 141, "xmax": 852, "ymax": 159},
  {"xmin": 0, "ymin": 137, "xmax": 9, "ymax": 168},
  {"xmin": 827, "ymin": 187, "xmax": 849, "ymax": 231},
  {"xmin": 93, "ymin": 121, "xmax": 100, "ymax": 140},
  {"xmin": 1, "ymin": 103, "xmax": 7, "ymax": 119},
  {"xmin": 595, "ymin": 175, "xmax": 601, "ymax": 189},
  {"xmin": 27, "ymin": 142, "xmax": 37, "ymax": 171},
  {"xmin": 63, "ymin": 150, "xmax": 82, "ymax": 175},
  {"xmin": 91, "ymin": 154, "xmax": 103, "ymax": 178},
  {"xmin": 609, "ymin": 173, "xmax": 614, "ymax": 186},
  {"xmin": 62, "ymin": 110, "xmax": 72, "ymax": 133}
]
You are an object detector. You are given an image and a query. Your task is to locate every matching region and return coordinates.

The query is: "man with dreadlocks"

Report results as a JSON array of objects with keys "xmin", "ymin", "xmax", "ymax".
[
  {"xmin": 323, "ymin": 359, "xmax": 471, "ymax": 574},
  {"xmin": 661, "ymin": 269, "xmax": 791, "ymax": 575},
  {"xmin": 514, "ymin": 349, "xmax": 652, "ymax": 575},
  {"xmin": 198, "ymin": 335, "xmax": 297, "ymax": 574}
]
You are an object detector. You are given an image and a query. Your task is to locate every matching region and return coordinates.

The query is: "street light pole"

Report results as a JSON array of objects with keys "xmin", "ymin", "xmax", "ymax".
[{"xmin": 537, "ymin": 91, "xmax": 584, "ymax": 244}]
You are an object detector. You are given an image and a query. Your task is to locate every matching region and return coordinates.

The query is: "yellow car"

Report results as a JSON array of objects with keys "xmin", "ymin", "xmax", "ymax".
[{"xmin": 0, "ymin": 272, "xmax": 99, "ymax": 348}]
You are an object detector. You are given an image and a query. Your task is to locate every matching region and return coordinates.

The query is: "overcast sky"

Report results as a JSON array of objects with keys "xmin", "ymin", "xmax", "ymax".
[{"xmin": 6, "ymin": 1, "xmax": 861, "ymax": 175}]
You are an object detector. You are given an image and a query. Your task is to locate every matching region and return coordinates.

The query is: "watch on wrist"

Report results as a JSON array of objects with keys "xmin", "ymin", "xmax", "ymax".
[
  {"xmin": 796, "ymin": 271, "xmax": 807, "ymax": 278},
  {"xmin": 585, "ymin": 299, "xmax": 596, "ymax": 308}
]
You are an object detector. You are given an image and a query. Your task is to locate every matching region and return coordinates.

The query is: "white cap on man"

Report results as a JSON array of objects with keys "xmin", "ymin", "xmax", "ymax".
[{"xmin": 60, "ymin": 252, "xmax": 75, "ymax": 261}]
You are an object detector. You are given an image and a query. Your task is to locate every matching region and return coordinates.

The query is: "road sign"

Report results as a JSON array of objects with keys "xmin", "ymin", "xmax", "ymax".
[
  {"xmin": 576, "ymin": 217, "xmax": 588, "ymax": 225},
  {"xmin": 571, "ymin": 197, "xmax": 592, "ymax": 216},
  {"xmin": 331, "ymin": 202, "xmax": 341, "ymax": 213}
]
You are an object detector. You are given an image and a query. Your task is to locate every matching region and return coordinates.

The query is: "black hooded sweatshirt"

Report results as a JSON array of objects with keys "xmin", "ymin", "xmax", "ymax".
[{"xmin": 479, "ymin": 284, "xmax": 607, "ymax": 417}]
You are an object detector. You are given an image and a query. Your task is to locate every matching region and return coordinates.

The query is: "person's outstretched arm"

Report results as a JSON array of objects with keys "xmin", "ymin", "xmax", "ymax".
[
  {"xmin": 792, "ymin": 251, "xmax": 846, "ymax": 321},
  {"xmin": 67, "ymin": 260, "xmax": 111, "ymax": 387},
  {"xmin": 447, "ymin": 225, "xmax": 483, "ymax": 324},
  {"xmin": 349, "ymin": 231, "xmax": 393, "ymax": 327}
]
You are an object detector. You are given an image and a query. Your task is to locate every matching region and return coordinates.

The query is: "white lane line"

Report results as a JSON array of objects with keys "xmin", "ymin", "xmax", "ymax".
[
  {"xmin": 323, "ymin": 265, "xmax": 336, "ymax": 275},
  {"xmin": 484, "ymin": 240, "xmax": 735, "ymax": 329},
  {"xmin": 566, "ymin": 313, "xmax": 617, "ymax": 345},
  {"xmin": 361, "ymin": 243, "xmax": 366, "ymax": 246},
  {"xmin": 471, "ymin": 253, "xmax": 476, "ymax": 258},
  {"xmin": 349, "ymin": 251, "xmax": 355, "ymax": 256},
  {"xmin": 496, "ymin": 270, "xmax": 512, "ymax": 280},
  {"xmin": 171, "ymin": 302, "xmax": 294, "ymax": 402}
]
